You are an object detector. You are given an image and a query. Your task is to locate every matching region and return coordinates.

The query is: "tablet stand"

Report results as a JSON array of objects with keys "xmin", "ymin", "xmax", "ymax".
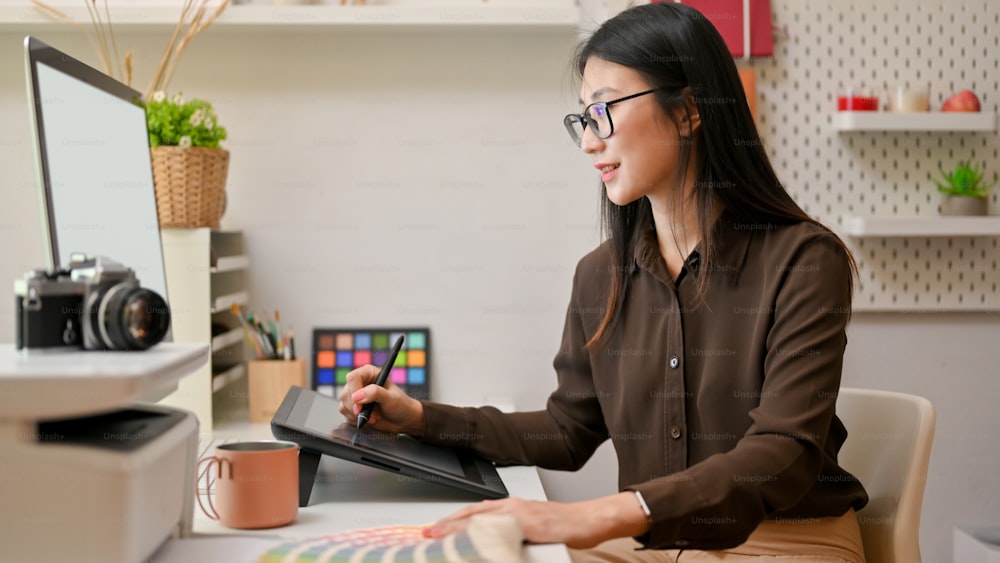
[{"xmin": 298, "ymin": 448, "xmax": 324, "ymax": 506}]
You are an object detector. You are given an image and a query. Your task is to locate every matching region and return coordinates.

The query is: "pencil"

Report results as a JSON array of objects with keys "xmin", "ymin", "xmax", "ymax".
[{"xmin": 231, "ymin": 303, "xmax": 263, "ymax": 359}]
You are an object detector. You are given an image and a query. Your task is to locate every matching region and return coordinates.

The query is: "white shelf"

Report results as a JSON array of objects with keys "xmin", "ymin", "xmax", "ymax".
[
  {"xmin": 212, "ymin": 363, "xmax": 246, "ymax": 393},
  {"xmin": 842, "ymin": 215, "xmax": 1000, "ymax": 237},
  {"xmin": 210, "ymin": 290, "xmax": 249, "ymax": 314},
  {"xmin": 210, "ymin": 255, "xmax": 249, "ymax": 274},
  {"xmin": 161, "ymin": 229, "xmax": 250, "ymax": 428},
  {"xmin": 0, "ymin": 3, "xmax": 580, "ymax": 31},
  {"xmin": 211, "ymin": 327, "xmax": 246, "ymax": 351},
  {"xmin": 832, "ymin": 111, "xmax": 996, "ymax": 132}
]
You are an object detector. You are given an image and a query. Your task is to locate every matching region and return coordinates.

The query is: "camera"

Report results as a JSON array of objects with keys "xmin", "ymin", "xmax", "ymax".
[{"xmin": 14, "ymin": 254, "xmax": 171, "ymax": 351}]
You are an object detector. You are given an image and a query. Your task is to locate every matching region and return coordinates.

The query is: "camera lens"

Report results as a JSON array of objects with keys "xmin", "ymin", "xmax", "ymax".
[{"xmin": 99, "ymin": 285, "xmax": 171, "ymax": 350}]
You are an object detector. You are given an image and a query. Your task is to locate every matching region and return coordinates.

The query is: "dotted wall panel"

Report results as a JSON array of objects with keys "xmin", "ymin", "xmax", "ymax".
[{"xmin": 753, "ymin": 0, "xmax": 999, "ymax": 311}]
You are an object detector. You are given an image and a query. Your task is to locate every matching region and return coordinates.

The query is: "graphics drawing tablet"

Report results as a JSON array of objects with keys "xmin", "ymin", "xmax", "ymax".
[{"xmin": 271, "ymin": 386, "xmax": 509, "ymax": 505}]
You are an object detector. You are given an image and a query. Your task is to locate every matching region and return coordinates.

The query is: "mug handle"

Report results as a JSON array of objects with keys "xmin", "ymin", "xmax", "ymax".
[{"xmin": 196, "ymin": 456, "xmax": 231, "ymax": 521}]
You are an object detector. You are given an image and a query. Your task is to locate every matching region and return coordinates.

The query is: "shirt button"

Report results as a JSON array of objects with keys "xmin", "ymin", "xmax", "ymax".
[
  {"xmin": 670, "ymin": 426, "xmax": 682, "ymax": 439},
  {"xmin": 669, "ymin": 356, "xmax": 679, "ymax": 369},
  {"xmin": 688, "ymin": 254, "xmax": 700, "ymax": 271}
]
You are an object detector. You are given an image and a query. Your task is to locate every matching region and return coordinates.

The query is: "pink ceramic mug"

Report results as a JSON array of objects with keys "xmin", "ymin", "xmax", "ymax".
[{"xmin": 197, "ymin": 440, "xmax": 299, "ymax": 529}]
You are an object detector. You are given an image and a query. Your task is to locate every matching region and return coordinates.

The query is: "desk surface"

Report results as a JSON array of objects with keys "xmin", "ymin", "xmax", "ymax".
[{"xmin": 175, "ymin": 421, "xmax": 571, "ymax": 562}]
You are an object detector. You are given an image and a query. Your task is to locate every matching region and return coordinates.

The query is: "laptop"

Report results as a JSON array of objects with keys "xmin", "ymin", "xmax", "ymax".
[
  {"xmin": 271, "ymin": 386, "xmax": 509, "ymax": 505},
  {"xmin": 23, "ymin": 36, "xmax": 171, "ymax": 310}
]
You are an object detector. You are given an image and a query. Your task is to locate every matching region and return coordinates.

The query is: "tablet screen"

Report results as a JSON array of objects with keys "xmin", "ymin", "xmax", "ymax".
[{"xmin": 302, "ymin": 394, "xmax": 466, "ymax": 478}]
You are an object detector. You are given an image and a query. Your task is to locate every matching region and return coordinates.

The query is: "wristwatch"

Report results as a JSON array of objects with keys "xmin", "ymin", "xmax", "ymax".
[{"xmin": 633, "ymin": 490, "xmax": 652, "ymax": 520}]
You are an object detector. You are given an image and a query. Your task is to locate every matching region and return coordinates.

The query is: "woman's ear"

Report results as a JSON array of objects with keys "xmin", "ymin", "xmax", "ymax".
[
  {"xmin": 677, "ymin": 97, "xmax": 701, "ymax": 137},
  {"xmin": 685, "ymin": 97, "xmax": 701, "ymax": 134}
]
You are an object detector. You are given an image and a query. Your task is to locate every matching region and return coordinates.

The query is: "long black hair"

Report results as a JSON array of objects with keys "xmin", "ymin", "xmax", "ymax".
[{"xmin": 577, "ymin": 2, "xmax": 857, "ymax": 350}]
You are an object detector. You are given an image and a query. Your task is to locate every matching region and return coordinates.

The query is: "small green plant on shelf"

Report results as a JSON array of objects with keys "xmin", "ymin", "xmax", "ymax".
[
  {"xmin": 935, "ymin": 161, "xmax": 994, "ymax": 198},
  {"xmin": 936, "ymin": 161, "xmax": 994, "ymax": 216},
  {"xmin": 145, "ymin": 92, "xmax": 227, "ymax": 149}
]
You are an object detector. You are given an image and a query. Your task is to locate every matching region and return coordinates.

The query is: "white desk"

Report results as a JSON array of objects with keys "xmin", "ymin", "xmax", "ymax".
[{"xmin": 160, "ymin": 421, "xmax": 572, "ymax": 562}]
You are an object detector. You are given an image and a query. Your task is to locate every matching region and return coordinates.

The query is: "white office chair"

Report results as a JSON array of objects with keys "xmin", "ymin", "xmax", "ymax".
[{"xmin": 835, "ymin": 387, "xmax": 936, "ymax": 563}]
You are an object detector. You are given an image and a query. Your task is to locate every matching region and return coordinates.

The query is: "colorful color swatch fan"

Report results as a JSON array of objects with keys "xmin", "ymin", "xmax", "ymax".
[{"xmin": 256, "ymin": 515, "xmax": 523, "ymax": 563}]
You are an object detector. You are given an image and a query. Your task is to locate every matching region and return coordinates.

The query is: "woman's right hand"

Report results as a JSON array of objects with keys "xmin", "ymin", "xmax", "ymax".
[{"xmin": 338, "ymin": 364, "xmax": 425, "ymax": 437}]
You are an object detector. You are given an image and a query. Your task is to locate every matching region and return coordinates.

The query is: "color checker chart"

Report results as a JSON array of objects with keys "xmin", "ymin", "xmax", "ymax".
[{"xmin": 312, "ymin": 328, "xmax": 431, "ymax": 401}]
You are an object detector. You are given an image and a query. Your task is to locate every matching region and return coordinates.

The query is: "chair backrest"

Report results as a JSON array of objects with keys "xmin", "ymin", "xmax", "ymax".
[{"xmin": 835, "ymin": 387, "xmax": 936, "ymax": 563}]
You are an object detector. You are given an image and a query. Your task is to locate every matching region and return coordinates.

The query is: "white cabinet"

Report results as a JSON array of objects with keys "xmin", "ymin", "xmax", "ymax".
[
  {"xmin": 955, "ymin": 526, "xmax": 1000, "ymax": 562},
  {"xmin": 159, "ymin": 229, "xmax": 250, "ymax": 431}
]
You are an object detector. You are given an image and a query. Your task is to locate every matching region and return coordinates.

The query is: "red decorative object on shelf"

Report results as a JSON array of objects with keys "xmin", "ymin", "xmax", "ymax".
[{"xmin": 837, "ymin": 96, "xmax": 880, "ymax": 111}]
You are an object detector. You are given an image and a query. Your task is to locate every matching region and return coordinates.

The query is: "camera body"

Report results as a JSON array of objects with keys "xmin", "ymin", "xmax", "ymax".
[{"xmin": 15, "ymin": 254, "xmax": 171, "ymax": 351}]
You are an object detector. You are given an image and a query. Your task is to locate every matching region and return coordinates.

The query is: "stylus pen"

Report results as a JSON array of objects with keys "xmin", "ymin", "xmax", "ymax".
[{"xmin": 356, "ymin": 334, "xmax": 405, "ymax": 431}]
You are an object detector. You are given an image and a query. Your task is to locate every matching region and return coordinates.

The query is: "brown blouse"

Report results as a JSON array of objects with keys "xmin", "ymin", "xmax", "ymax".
[{"xmin": 420, "ymin": 217, "xmax": 868, "ymax": 550}]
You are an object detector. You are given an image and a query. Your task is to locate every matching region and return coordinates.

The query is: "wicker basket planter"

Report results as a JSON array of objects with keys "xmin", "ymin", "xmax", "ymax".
[{"xmin": 151, "ymin": 146, "xmax": 229, "ymax": 228}]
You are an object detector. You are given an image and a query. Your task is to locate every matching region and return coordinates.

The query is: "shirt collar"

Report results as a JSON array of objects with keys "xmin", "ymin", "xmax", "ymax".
[{"xmin": 632, "ymin": 215, "xmax": 753, "ymax": 283}]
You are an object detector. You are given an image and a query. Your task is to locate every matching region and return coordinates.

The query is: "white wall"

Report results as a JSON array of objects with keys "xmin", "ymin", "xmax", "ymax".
[{"xmin": 1, "ymin": 14, "xmax": 998, "ymax": 563}]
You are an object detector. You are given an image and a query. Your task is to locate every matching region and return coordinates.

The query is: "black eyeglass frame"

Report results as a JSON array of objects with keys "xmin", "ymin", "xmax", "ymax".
[{"xmin": 563, "ymin": 88, "xmax": 663, "ymax": 146}]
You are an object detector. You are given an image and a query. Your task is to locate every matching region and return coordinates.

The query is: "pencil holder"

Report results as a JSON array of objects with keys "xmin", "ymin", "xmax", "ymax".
[{"xmin": 247, "ymin": 360, "xmax": 306, "ymax": 423}]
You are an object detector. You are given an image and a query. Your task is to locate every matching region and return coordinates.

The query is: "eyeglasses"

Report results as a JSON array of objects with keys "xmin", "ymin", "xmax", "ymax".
[{"xmin": 563, "ymin": 89, "xmax": 661, "ymax": 147}]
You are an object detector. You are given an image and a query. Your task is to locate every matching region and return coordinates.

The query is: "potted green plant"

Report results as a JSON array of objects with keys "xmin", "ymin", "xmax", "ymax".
[
  {"xmin": 145, "ymin": 93, "xmax": 230, "ymax": 228},
  {"xmin": 935, "ymin": 161, "xmax": 994, "ymax": 216}
]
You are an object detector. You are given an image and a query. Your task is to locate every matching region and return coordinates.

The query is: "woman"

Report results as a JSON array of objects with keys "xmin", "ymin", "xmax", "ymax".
[{"xmin": 339, "ymin": 3, "xmax": 869, "ymax": 561}]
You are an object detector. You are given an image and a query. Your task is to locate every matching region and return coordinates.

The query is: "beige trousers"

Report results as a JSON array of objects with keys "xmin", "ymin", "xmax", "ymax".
[{"xmin": 569, "ymin": 510, "xmax": 865, "ymax": 563}]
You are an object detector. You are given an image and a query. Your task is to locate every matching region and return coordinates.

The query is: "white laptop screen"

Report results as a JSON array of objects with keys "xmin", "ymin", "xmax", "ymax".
[{"xmin": 25, "ymin": 37, "xmax": 169, "ymax": 305}]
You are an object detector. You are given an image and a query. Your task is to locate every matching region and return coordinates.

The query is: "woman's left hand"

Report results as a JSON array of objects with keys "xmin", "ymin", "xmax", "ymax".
[{"xmin": 422, "ymin": 493, "xmax": 650, "ymax": 549}]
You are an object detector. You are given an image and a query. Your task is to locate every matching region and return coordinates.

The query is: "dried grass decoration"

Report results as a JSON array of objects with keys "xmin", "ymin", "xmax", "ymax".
[{"xmin": 32, "ymin": 0, "xmax": 233, "ymax": 228}]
